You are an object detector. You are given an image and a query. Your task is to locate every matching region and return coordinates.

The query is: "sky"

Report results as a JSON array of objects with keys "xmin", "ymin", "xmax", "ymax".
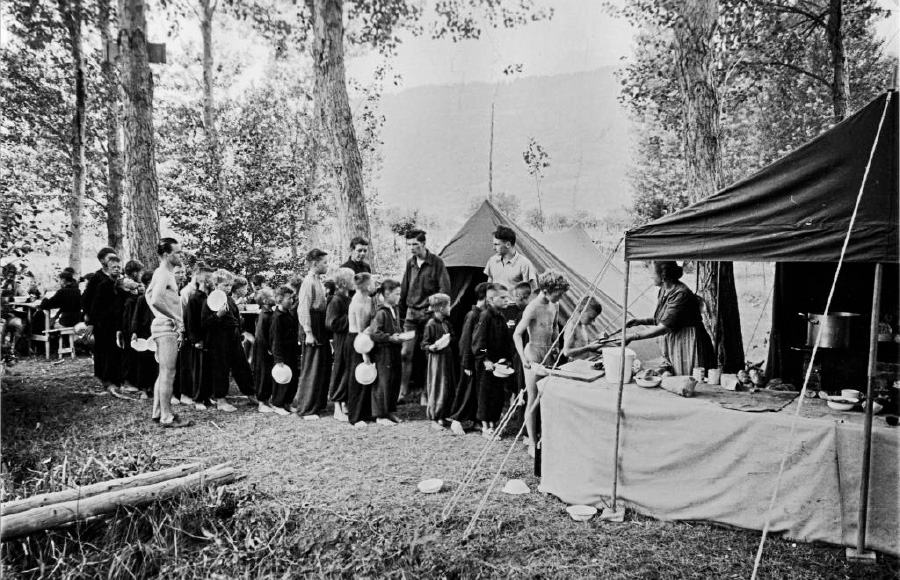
[
  {"xmin": 347, "ymin": 0, "xmax": 635, "ymax": 92},
  {"xmin": 346, "ymin": 0, "xmax": 899, "ymax": 93}
]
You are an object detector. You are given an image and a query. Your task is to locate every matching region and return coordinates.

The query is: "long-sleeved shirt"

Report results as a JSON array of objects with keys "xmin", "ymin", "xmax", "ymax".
[
  {"xmin": 341, "ymin": 258, "xmax": 371, "ymax": 276},
  {"xmin": 89, "ymin": 275, "xmax": 119, "ymax": 330},
  {"xmin": 40, "ymin": 287, "xmax": 82, "ymax": 327},
  {"xmin": 326, "ymin": 293, "xmax": 350, "ymax": 335},
  {"xmin": 399, "ymin": 250, "xmax": 451, "ymax": 321},
  {"xmin": 296, "ymin": 270, "xmax": 326, "ymax": 335},
  {"xmin": 81, "ymin": 269, "xmax": 107, "ymax": 322},
  {"xmin": 458, "ymin": 305, "xmax": 482, "ymax": 370},
  {"xmin": 369, "ymin": 304, "xmax": 401, "ymax": 344},
  {"xmin": 185, "ymin": 290, "xmax": 208, "ymax": 344},
  {"xmin": 270, "ymin": 307, "xmax": 298, "ymax": 365},
  {"xmin": 473, "ymin": 306, "xmax": 512, "ymax": 365},
  {"xmin": 421, "ymin": 317, "xmax": 453, "ymax": 352}
]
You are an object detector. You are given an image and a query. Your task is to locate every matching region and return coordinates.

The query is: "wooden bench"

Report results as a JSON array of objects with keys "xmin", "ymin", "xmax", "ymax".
[{"xmin": 29, "ymin": 309, "xmax": 77, "ymax": 360}]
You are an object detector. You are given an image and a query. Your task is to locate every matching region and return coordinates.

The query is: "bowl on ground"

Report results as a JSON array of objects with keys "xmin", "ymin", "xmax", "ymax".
[
  {"xmin": 417, "ymin": 478, "xmax": 443, "ymax": 494},
  {"xmin": 566, "ymin": 505, "xmax": 597, "ymax": 522}
]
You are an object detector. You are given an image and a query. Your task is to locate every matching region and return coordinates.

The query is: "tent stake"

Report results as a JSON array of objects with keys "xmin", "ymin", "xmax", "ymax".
[
  {"xmin": 847, "ymin": 262, "xmax": 882, "ymax": 564},
  {"xmin": 603, "ymin": 260, "xmax": 630, "ymax": 523}
]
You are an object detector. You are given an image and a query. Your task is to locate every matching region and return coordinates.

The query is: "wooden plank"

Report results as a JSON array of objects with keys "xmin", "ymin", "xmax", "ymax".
[
  {"xmin": 1, "ymin": 462, "xmax": 211, "ymax": 516},
  {"xmin": 0, "ymin": 465, "xmax": 235, "ymax": 541}
]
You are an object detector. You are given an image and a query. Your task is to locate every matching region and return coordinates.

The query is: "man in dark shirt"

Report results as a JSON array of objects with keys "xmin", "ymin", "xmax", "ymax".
[
  {"xmin": 81, "ymin": 247, "xmax": 117, "ymax": 325},
  {"xmin": 341, "ymin": 236, "xmax": 372, "ymax": 276},
  {"xmin": 398, "ymin": 229, "xmax": 451, "ymax": 403},
  {"xmin": 90, "ymin": 255, "xmax": 123, "ymax": 392}
]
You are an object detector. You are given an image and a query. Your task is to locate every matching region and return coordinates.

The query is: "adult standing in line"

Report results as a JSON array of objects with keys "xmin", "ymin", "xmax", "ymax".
[
  {"xmin": 484, "ymin": 225, "xmax": 537, "ymax": 294},
  {"xmin": 81, "ymin": 247, "xmax": 117, "ymax": 326},
  {"xmin": 89, "ymin": 255, "xmax": 123, "ymax": 393},
  {"xmin": 293, "ymin": 248, "xmax": 332, "ymax": 419},
  {"xmin": 398, "ymin": 230, "xmax": 451, "ymax": 405},
  {"xmin": 341, "ymin": 237, "xmax": 372, "ymax": 276},
  {"xmin": 146, "ymin": 237, "xmax": 191, "ymax": 428},
  {"xmin": 624, "ymin": 261, "xmax": 715, "ymax": 375}
]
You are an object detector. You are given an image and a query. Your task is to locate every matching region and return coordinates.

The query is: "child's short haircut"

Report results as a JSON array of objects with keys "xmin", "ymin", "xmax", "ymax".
[
  {"xmin": 538, "ymin": 270, "xmax": 570, "ymax": 294},
  {"xmin": 428, "ymin": 293, "xmax": 451, "ymax": 309},
  {"xmin": 323, "ymin": 279, "xmax": 336, "ymax": 296},
  {"xmin": 255, "ymin": 287, "xmax": 275, "ymax": 306},
  {"xmin": 232, "ymin": 276, "xmax": 248, "ymax": 291},
  {"xmin": 474, "ymin": 281, "xmax": 490, "ymax": 301},
  {"xmin": 124, "ymin": 260, "xmax": 144, "ymax": 276},
  {"xmin": 140, "ymin": 271, "xmax": 154, "ymax": 286},
  {"xmin": 213, "ymin": 269, "xmax": 235, "ymax": 285},
  {"xmin": 377, "ymin": 278, "xmax": 401, "ymax": 295},
  {"xmin": 489, "ymin": 283, "xmax": 507, "ymax": 294},
  {"xmin": 275, "ymin": 285, "xmax": 295, "ymax": 299},
  {"xmin": 333, "ymin": 268, "xmax": 355, "ymax": 292},
  {"xmin": 306, "ymin": 248, "xmax": 328, "ymax": 263},
  {"xmin": 514, "ymin": 281, "xmax": 533, "ymax": 296},
  {"xmin": 353, "ymin": 272, "xmax": 372, "ymax": 291},
  {"xmin": 582, "ymin": 296, "xmax": 602, "ymax": 315}
]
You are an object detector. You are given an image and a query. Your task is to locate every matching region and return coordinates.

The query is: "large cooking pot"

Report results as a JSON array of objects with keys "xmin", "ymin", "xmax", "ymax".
[{"xmin": 800, "ymin": 312, "xmax": 859, "ymax": 349}]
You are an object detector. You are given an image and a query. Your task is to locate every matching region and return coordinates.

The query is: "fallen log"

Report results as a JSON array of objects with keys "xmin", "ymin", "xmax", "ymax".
[
  {"xmin": 1, "ymin": 462, "xmax": 215, "ymax": 517},
  {"xmin": 0, "ymin": 464, "xmax": 235, "ymax": 541}
]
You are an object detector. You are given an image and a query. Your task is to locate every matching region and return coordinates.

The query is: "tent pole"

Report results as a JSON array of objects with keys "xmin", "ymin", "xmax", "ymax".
[
  {"xmin": 848, "ymin": 263, "xmax": 882, "ymax": 562},
  {"xmin": 603, "ymin": 259, "xmax": 630, "ymax": 523}
]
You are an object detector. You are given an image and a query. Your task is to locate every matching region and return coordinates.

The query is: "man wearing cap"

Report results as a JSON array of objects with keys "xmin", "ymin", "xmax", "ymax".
[
  {"xmin": 293, "ymin": 248, "xmax": 332, "ymax": 419},
  {"xmin": 399, "ymin": 229, "xmax": 451, "ymax": 404},
  {"xmin": 146, "ymin": 238, "xmax": 191, "ymax": 428},
  {"xmin": 484, "ymin": 225, "xmax": 537, "ymax": 293}
]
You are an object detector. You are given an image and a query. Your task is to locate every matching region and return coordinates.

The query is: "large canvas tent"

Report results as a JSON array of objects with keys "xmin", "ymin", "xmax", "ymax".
[
  {"xmin": 537, "ymin": 227, "xmax": 656, "ymax": 319},
  {"xmin": 440, "ymin": 201, "xmax": 661, "ymax": 363},
  {"xmin": 613, "ymin": 91, "xmax": 898, "ymax": 556}
]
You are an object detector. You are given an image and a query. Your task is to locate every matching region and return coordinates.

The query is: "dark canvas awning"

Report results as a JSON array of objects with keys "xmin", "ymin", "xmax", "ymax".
[{"xmin": 625, "ymin": 91, "xmax": 898, "ymax": 263}]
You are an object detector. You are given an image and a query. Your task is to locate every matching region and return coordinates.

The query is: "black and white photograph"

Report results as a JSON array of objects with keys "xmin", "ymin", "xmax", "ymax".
[{"xmin": 1, "ymin": 0, "xmax": 898, "ymax": 577}]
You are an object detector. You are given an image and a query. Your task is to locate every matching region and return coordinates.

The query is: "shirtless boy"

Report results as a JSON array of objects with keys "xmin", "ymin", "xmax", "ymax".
[
  {"xmin": 146, "ymin": 238, "xmax": 191, "ymax": 428},
  {"xmin": 513, "ymin": 270, "xmax": 570, "ymax": 456}
]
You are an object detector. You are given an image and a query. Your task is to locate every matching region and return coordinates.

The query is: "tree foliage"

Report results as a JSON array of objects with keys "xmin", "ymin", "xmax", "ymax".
[
  {"xmin": 610, "ymin": 0, "xmax": 895, "ymax": 224},
  {"xmin": 156, "ymin": 59, "xmax": 324, "ymax": 279}
]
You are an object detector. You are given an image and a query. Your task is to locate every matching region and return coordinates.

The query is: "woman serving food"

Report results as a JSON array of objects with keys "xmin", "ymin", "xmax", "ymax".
[{"xmin": 623, "ymin": 261, "xmax": 715, "ymax": 376}]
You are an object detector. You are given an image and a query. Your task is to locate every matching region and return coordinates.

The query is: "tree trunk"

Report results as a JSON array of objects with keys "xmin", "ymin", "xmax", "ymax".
[
  {"xmin": 311, "ymin": 0, "xmax": 372, "ymax": 259},
  {"xmin": 120, "ymin": 0, "xmax": 160, "ymax": 268},
  {"xmin": 825, "ymin": 0, "xmax": 849, "ymax": 122},
  {"xmin": 60, "ymin": 0, "xmax": 86, "ymax": 274},
  {"xmin": 673, "ymin": 0, "xmax": 745, "ymax": 372},
  {"xmin": 99, "ymin": 0, "xmax": 125, "ymax": 255},
  {"xmin": 200, "ymin": 0, "xmax": 226, "ymax": 214}
]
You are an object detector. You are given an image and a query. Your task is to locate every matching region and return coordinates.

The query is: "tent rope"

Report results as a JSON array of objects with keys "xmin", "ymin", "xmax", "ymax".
[
  {"xmin": 442, "ymin": 236, "xmax": 625, "ymax": 526},
  {"xmin": 750, "ymin": 92, "xmax": 891, "ymax": 580},
  {"xmin": 743, "ymin": 283, "xmax": 774, "ymax": 357}
]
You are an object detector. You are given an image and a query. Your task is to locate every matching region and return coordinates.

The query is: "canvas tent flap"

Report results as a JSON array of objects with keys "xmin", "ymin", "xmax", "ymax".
[
  {"xmin": 537, "ymin": 227, "xmax": 657, "ymax": 319},
  {"xmin": 624, "ymin": 91, "xmax": 899, "ymax": 263},
  {"xmin": 441, "ymin": 201, "xmax": 662, "ymax": 363}
]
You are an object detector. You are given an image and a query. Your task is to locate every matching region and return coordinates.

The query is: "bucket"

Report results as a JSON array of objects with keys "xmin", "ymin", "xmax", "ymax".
[{"xmin": 603, "ymin": 347, "xmax": 636, "ymax": 384}]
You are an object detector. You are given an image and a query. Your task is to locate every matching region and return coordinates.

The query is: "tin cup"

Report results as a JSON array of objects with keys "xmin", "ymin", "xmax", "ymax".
[
  {"xmin": 707, "ymin": 368, "xmax": 722, "ymax": 385},
  {"xmin": 692, "ymin": 367, "xmax": 706, "ymax": 383}
]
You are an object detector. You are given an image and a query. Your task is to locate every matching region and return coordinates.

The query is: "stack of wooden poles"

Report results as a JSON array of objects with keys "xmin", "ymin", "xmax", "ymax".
[{"xmin": 0, "ymin": 461, "xmax": 235, "ymax": 541}]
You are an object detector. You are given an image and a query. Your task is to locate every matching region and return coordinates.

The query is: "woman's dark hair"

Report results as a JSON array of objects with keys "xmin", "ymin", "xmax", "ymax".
[
  {"xmin": 376, "ymin": 278, "xmax": 401, "ymax": 295},
  {"xmin": 654, "ymin": 261, "xmax": 684, "ymax": 282}
]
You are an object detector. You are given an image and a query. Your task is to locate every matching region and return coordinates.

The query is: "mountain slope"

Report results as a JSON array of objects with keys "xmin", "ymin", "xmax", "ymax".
[{"xmin": 372, "ymin": 67, "xmax": 633, "ymax": 223}]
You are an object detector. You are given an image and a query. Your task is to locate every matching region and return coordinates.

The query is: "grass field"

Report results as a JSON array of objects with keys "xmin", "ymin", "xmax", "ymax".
[{"xmin": 1, "ymin": 357, "xmax": 896, "ymax": 579}]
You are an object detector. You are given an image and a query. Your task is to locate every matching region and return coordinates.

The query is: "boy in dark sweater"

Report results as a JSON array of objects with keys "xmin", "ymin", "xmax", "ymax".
[
  {"xmin": 473, "ymin": 283, "xmax": 513, "ymax": 438},
  {"xmin": 269, "ymin": 285, "xmax": 298, "ymax": 415}
]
